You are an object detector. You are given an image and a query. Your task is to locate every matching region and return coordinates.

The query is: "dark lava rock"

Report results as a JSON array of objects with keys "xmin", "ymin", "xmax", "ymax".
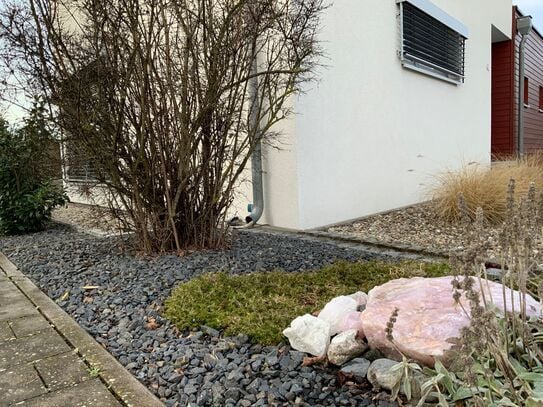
[{"xmin": 0, "ymin": 224, "xmax": 400, "ymax": 406}]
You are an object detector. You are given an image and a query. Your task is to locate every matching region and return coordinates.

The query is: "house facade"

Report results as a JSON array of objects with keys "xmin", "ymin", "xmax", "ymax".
[
  {"xmin": 65, "ymin": 0, "xmax": 514, "ymax": 231},
  {"xmin": 492, "ymin": 6, "xmax": 543, "ymax": 156},
  {"xmin": 231, "ymin": 0, "xmax": 512, "ymax": 230}
]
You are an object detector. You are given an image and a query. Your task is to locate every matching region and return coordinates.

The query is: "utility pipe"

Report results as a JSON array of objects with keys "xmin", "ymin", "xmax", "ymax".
[
  {"xmin": 518, "ymin": 34, "xmax": 528, "ymax": 156},
  {"xmin": 240, "ymin": 51, "xmax": 264, "ymax": 227},
  {"xmin": 517, "ymin": 15, "xmax": 533, "ymax": 157}
]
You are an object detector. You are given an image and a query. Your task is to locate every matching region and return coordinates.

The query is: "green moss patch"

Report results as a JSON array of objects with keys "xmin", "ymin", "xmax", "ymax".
[{"xmin": 164, "ymin": 261, "xmax": 449, "ymax": 345}]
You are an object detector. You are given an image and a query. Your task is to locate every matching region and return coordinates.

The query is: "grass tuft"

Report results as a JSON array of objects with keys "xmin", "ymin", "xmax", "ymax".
[
  {"xmin": 430, "ymin": 153, "xmax": 543, "ymax": 224},
  {"xmin": 164, "ymin": 261, "xmax": 449, "ymax": 345}
]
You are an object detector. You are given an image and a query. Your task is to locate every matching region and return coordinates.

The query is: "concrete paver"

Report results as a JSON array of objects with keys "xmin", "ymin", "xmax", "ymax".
[
  {"xmin": 0, "ymin": 300, "xmax": 40, "ymax": 322},
  {"xmin": 35, "ymin": 352, "xmax": 91, "ymax": 392},
  {"xmin": 0, "ymin": 321, "xmax": 14, "ymax": 341},
  {"xmin": 9, "ymin": 314, "xmax": 53, "ymax": 337},
  {"xmin": 0, "ymin": 330, "xmax": 70, "ymax": 369},
  {"xmin": 16, "ymin": 378, "xmax": 121, "ymax": 406},
  {"xmin": 0, "ymin": 253, "xmax": 163, "ymax": 407},
  {"xmin": 0, "ymin": 362, "xmax": 47, "ymax": 405}
]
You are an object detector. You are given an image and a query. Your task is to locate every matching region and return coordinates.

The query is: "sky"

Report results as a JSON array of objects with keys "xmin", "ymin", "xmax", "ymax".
[{"xmin": 516, "ymin": 0, "xmax": 543, "ymax": 30}]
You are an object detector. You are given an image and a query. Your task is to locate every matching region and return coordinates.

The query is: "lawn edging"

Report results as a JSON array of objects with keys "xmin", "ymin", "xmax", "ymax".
[{"xmin": 0, "ymin": 252, "xmax": 164, "ymax": 407}]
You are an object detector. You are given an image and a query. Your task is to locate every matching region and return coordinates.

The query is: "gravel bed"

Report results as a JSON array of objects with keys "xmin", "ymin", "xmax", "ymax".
[
  {"xmin": 329, "ymin": 203, "xmax": 505, "ymax": 259},
  {"xmin": 0, "ymin": 224, "xmax": 399, "ymax": 407},
  {"xmin": 52, "ymin": 203, "xmax": 124, "ymax": 234}
]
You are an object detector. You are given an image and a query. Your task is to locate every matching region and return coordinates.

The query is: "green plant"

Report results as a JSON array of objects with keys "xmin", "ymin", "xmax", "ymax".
[
  {"xmin": 0, "ymin": 102, "xmax": 68, "ymax": 234},
  {"xmin": 416, "ymin": 181, "xmax": 543, "ymax": 406},
  {"xmin": 164, "ymin": 261, "xmax": 450, "ymax": 345},
  {"xmin": 87, "ymin": 366, "xmax": 101, "ymax": 378}
]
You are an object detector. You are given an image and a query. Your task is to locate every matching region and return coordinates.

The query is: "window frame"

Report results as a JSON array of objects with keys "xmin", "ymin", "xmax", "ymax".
[{"xmin": 397, "ymin": 0, "xmax": 469, "ymax": 85}]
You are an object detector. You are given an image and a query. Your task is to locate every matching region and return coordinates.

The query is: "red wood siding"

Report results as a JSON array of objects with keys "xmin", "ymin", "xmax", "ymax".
[
  {"xmin": 492, "ymin": 7, "xmax": 543, "ymax": 156},
  {"xmin": 491, "ymin": 23, "xmax": 515, "ymax": 156},
  {"xmin": 514, "ymin": 7, "xmax": 543, "ymax": 153}
]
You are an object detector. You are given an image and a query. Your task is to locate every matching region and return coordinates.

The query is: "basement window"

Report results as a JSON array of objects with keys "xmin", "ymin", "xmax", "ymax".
[{"xmin": 398, "ymin": 0, "xmax": 468, "ymax": 85}]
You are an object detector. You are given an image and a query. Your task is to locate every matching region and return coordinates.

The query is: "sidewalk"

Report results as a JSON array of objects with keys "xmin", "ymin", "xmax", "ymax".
[{"xmin": 0, "ymin": 254, "xmax": 163, "ymax": 407}]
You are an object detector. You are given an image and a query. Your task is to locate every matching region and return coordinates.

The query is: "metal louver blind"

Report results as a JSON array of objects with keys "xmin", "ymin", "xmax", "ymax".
[{"xmin": 401, "ymin": 2, "xmax": 466, "ymax": 83}]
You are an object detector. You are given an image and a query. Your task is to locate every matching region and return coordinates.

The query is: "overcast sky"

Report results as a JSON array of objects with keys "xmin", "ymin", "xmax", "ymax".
[{"xmin": 516, "ymin": 0, "xmax": 543, "ymax": 30}]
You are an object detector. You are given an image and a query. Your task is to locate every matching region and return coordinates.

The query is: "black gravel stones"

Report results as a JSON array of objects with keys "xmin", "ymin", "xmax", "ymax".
[{"xmin": 0, "ymin": 224, "xmax": 398, "ymax": 406}]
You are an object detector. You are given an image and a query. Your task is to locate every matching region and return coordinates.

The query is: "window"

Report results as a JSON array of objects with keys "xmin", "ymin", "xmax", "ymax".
[
  {"xmin": 398, "ymin": 0, "xmax": 469, "ymax": 84},
  {"xmin": 524, "ymin": 77, "xmax": 529, "ymax": 106}
]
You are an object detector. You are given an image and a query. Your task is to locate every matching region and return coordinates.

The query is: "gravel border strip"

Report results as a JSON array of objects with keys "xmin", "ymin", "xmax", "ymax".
[
  {"xmin": 248, "ymin": 226, "xmax": 448, "ymax": 263},
  {"xmin": 0, "ymin": 252, "xmax": 164, "ymax": 407},
  {"xmin": 306, "ymin": 230, "xmax": 449, "ymax": 259}
]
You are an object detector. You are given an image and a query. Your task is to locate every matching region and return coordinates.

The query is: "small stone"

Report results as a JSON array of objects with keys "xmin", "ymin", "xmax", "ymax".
[
  {"xmin": 367, "ymin": 358, "xmax": 402, "ymax": 391},
  {"xmin": 283, "ymin": 314, "xmax": 330, "ymax": 357},
  {"xmin": 201, "ymin": 325, "xmax": 220, "ymax": 337},
  {"xmin": 363, "ymin": 348, "xmax": 384, "ymax": 362},
  {"xmin": 327, "ymin": 329, "xmax": 368, "ymax": 365},
  {"xmin": 339, "ymin": 358, "xmax": 371, "ymax": 382}
]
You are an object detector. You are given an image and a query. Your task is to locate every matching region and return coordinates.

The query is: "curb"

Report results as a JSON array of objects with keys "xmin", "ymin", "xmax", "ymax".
[
  {"xmin": 0, "ymin": 253, "xmax": 164, "ymax": 407},
  {"xmin": 245, "ymin": 226, "xmax": 449, "ymax": 262},
  {"xmin": 305, "ymin": 230, "xmax": 449, "ymax": 260}
]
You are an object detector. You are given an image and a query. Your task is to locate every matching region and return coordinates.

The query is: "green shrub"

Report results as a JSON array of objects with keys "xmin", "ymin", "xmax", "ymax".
[
  {"xmin": 164, "ymin": 261, "xmax": 450, "ymax": 345},
  {"xmin": 0, "ymin": 102, "xmax": 68, "ymax": 234}
]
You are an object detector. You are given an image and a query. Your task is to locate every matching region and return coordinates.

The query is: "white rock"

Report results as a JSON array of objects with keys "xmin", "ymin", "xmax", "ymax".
[
  {"xmin": 349, "ymin": 291, "xmax": 368, "ymax": 307},
  {"xmin": 327, "ymin": 329, "xmax": 368, "ymax": 365},
  {"xmin": 318, "ymin": 296, "xmax": 358, "ymax": 335},
  {"xmin": 283, "ymin": 314, "xmax": 331, "ymax": 357}
]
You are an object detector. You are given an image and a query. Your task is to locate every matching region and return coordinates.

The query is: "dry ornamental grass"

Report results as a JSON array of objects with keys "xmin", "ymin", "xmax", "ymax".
[{"xmin": 431, "ymin": 153, "xmax": 543, "ymax": 224}]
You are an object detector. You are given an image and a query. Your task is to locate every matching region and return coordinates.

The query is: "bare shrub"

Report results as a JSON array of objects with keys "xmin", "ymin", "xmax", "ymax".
[{"xmin": 0, "ymin": 0, "xmax": 326, "ymax": 252}]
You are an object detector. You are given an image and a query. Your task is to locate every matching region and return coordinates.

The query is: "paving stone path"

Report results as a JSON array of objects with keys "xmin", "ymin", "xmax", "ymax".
[
  {"xmin": 0, "ymin": 251, "xmax": 164, "ymax": 407},
  {"xmin": 0, "ymin": 268, "xmax": 123, "ymax": 406}
]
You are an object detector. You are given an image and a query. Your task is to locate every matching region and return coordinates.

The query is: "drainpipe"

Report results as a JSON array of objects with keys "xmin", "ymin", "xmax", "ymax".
[
  {"xmin": 243, "ymin": 51, "xmax": 264, "ymax": 226},
  {"xmin": 517, "ymin": 15, "xmax": 533, "ymax": 156}
]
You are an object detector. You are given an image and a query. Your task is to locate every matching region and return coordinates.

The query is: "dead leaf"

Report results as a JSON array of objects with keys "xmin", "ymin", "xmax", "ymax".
[
  {"xmin": 59, "ymin": 291, "xmax": 69, "ymax": 301},
  {"xmin": 83, "ymin": 296, "xmax": 93, "ymax": 304},
  {"xmin": 146, "ymin": 317, "xmax": 159, "ymax": 330},
  {"xmin": 302, "ymin": 355, "xmax": 326, "ymax": 366},
  {"xmin": 82, "ymin": 285, "xmax": 100, "ymax": 290}
]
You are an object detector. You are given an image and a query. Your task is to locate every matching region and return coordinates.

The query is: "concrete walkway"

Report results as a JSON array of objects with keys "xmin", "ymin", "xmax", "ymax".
[{"xmin": 0, "ymin": 254, "xmax": 163, "ymax": 407}]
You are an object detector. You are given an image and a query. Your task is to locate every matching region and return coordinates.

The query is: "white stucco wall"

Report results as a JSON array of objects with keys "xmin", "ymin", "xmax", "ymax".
[{"xmin": 270, "ymin": 0, "xmax": 513, "ymax": 230}]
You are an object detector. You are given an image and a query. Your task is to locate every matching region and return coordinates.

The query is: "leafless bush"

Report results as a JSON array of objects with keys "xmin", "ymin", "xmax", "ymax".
[{"xmin": 0, "ymin": 0, "xmax": 326, "ymax": 252}]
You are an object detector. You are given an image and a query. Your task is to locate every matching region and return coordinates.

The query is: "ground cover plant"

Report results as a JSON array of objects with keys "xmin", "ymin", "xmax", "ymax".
[
  {"xmin": 431, "ymin": 154, "xmax": 543, "ymax": 224},
  {"xmin": 388, "ymin": 182, "xmax": 543, "ymax": 406},
  {"xmin": 0, "ymin": 103, "xmax": 67, "ymax": 234},
  {"xmin": 164, "ymin": 261, "xmax": 449, "ymax": 345}
]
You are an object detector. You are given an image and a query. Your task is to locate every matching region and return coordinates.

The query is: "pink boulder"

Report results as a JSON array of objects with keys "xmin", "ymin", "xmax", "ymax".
[{"xmin": 361, "ymin": 276, "xmax": 541, "ymax": 367}]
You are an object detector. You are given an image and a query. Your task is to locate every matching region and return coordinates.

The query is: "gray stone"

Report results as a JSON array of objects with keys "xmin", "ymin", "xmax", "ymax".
[
  {"xmin": 363, "ymin": 348, "xmax": 384, "ymax": 362},
  {"xmin": 367, "ymin": 358, "xmax": 402, "ymax": 391},
  {"xmin": 339, "ymin": 358, "xmax": 371, "ymax": 382}
]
